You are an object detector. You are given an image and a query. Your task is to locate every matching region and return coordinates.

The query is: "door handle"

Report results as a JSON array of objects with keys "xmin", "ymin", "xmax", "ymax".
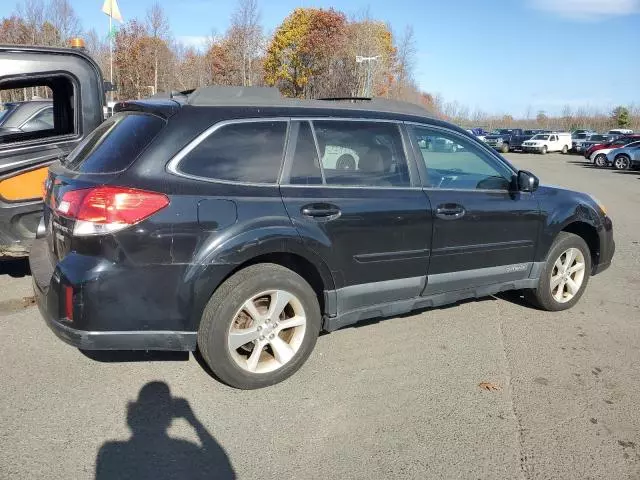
[
  {"xmin": 435, "ymin": 203, "xmax": 465, "ymax": 220},
  {"xmin": 301, "ymin": 204, "xmax": 341, "ymax": 219}
]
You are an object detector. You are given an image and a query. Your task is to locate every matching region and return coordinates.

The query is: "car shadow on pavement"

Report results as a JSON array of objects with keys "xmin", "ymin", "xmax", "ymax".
[
  {"xmin": 566, "ymin": 161, "xmax": 599, "ymax": 169},
  {"xmin": 0, "ymin": 258, "xmax": 30, "ymax": 277},
  {"xmin": 95, "ymin": 381, "xmax": 236, "ymax": 480}
]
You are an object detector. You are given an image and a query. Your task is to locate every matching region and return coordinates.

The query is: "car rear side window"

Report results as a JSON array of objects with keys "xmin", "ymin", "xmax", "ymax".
[
  {"xmin": 177, "ymin": 121, "xmax": 287, "ymax": 184},
  {"xmin": 65, "ymin": 113, "xmax": 165, "ymax": 173}
]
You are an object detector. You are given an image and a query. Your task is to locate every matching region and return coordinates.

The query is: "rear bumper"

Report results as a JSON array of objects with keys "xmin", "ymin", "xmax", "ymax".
[
  {"xmin": 29, "ymin": 236, "xmax": 198, "ymax": 351},
  {"xmin": 33, "ymin": 277, "xmax": 197, "ymax": 351}
]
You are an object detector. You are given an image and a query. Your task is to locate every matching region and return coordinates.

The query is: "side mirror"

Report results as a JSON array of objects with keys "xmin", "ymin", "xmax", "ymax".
[{"xmin": 516, "ymin": 170, "xmax": 539, "ymax": 192}]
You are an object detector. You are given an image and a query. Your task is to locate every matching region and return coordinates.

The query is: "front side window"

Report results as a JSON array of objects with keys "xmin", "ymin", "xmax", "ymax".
[
  {"xmin": 311, "ymin": 120, "xmax": 410, "ymax": 187},
  {"xmin": 178, "ymin": 121, "xmax": 287, "ymax": 184},
  {"xmin": 411, "ymin": 126, "xmax": 513, "ymax": 191}
]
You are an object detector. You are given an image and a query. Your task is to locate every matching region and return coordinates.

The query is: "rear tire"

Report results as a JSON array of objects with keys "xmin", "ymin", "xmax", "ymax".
[
  {"xmin": 561, "ymin": 145, "xmax": 568, "ymax": 154},
  {"xmin": 197, "ymin": 263, "xmax": 321, "ymax": 389},
  {"xmin": 525, "ymin": 232, "xmax": 591, "ymax": 312},
  {"xmin": 594, "ymin": 154, "xmax": 607, "ymax": 167}
]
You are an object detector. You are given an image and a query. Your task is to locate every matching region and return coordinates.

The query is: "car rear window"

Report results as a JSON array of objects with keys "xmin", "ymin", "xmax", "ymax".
[
  {"xmin": 177, "ymin": 121, "xmax": 287, "ymax": 183},
  {"xmin": 65, "ymin": 113, "xmax": 165, "ymax": 173}
]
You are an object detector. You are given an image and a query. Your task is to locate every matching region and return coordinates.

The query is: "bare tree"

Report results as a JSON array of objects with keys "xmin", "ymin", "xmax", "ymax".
[
  {"xmin": 228, "ymin": 0, "xmax": 263, "ymax": 86},
  {"xmin": 16, "ymin": 0, "xmax": 45, "ymax": 44},
  {"xmin": 47, "ymin": 0, "xmax": 81, "ymax": 45},
  {"xmin": 394, "ymin": 25, "xmax": 416, "ymax": 99},
  {"xmin": 146, "ymin": 2, "xmax": 171, "ymax": 94}
]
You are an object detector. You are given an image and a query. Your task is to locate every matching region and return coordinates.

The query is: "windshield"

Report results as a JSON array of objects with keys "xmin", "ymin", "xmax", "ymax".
[
  {"xmin": 490, "ymin": 129, "xmax": 512, "ymax": 135},
  {"xmin": 531, "ymin": 134, "xmax": 550, "ymax": 140},
  {"xmin": 572, "ymin": 133, "xmax": 588, "ymax": 139},
  {"xmin": 589, "ymin": 135, "xmax": 607, "ymax": 142}
]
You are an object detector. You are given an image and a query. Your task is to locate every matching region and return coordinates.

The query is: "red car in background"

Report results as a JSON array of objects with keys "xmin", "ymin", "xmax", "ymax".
[{"xmin": 585, "ymin": 135, "xmax": 640, "ymax": 160}]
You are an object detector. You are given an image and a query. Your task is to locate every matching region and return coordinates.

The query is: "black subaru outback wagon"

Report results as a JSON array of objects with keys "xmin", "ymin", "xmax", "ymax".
[{"xmin": 30, "ymin": 87, "xmax": 614, "ymax": 389}]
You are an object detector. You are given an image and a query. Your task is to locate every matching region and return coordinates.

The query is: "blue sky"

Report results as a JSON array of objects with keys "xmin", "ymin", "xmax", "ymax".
[{"xmin": 2, "ymin": 0, "xmax": 639, "ymax": 116}]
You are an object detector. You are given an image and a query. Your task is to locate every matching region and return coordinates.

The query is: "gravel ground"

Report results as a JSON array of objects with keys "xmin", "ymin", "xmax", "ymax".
[{"xmin": 1, "ymin": 153, "xmax": 638, "ymax": 480}]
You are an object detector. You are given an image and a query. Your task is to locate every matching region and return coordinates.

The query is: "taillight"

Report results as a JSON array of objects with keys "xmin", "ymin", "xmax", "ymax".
[{"xmin": 55, "ymin": 186, "xmax": 169, "ymax": 236}]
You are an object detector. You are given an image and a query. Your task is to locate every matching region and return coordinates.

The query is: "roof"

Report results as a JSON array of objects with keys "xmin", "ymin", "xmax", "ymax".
[{"xmin": 182, "ymin": 86, "xmax": 434, "ymax": 118}]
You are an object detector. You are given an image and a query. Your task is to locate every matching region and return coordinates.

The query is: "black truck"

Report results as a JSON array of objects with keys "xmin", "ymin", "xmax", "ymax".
[
  {"xmin": 0, "ymin": 44, "xmax": 106, "ymax": 259},
  {"xmin": 484, "ymin": 128, "xmax": 547, "ymax": 153}
]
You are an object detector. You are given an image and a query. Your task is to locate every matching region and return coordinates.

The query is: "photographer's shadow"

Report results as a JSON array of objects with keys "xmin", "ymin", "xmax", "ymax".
[{"xmin": 96, "ymin": 381, "xmax": 235, "ymax": 480}]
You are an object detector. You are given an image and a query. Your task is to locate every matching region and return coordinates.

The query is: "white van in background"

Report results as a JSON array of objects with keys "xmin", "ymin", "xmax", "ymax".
[{"xmin": 521, "ymin": 132, "xmax": 572, "ymax": 154}]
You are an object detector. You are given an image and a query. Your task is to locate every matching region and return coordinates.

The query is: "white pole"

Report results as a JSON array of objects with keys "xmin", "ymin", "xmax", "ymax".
[{"xmin": 109, "ymin": 11, "xmax": 113, "ymax": 102}]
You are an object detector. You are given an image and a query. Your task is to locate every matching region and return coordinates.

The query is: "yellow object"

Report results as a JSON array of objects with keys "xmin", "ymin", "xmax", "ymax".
[
  {"xmin": 0, "ymin": 166, "xmax": 49, "ymax": 202},
  {"xmin": 69, "ymin": 38, "xmax": 85, "ymax": 49}
]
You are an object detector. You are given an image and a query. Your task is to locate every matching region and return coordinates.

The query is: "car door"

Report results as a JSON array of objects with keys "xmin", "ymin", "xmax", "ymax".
[
  {"xmin": 406, "ymin": 124, "xmax": 542, "ymax": 295},
  {"xmin": 280, "ymin": 119, "xmax": 432, "ymax": 314}
]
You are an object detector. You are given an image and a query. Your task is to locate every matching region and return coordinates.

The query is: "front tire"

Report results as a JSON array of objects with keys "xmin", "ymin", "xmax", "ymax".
[
  {"xmin": 500, "ymin": 143, "xmax": 509, "ymax": 154},
  {"xmin": 613, "ymin": 155, "xmax": 630, "ymax": 170},
  {"xmin": 197, "ymin": 263, "xmax": 321, "ymax": 389},
  {"xmin": 541, "ymin": 145, "xmax": 548, "ymax": 155},
  {"xmin": 594, "ymin": 154, "xmax": 607, "ymax": 167},
  {"xmin": 525, "ymin": 232, "xmax": 591, "ymax": 311}
]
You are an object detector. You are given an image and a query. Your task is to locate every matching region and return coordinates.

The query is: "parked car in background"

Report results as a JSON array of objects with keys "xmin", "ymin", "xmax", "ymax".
[
  {"xmin": 571, "ymin": 132, "xmax": 591, "ymax": 153},
  {"xmin": 572, "ymin": 129, "xmax": 596, "ymax": 136},
  {"xmin": 522, "ymin": 132, "xmax": 572, "ymax": 154},
  {"xmin": 30, "ymin": 87, "xmax": 614, "ymax": 389},
  {"xmin": 0, "ymin": 100, "xmax": 54, "ymax": 137},
  {"xmin": 466, "ymin": 128, "xmax": 487, "ymax": 142},
  {"xmin": 576, "ymin": 134, "xmax": 613, "ymax": 154},
  {"xmin": 0, "ymin": 44, "xmax": 106, "ymax": 259},
  {"xmin": 608, "ymin": 129, "xmax": 634, "ymax": 136},
  {"xmin": 606, "ymin": 141, "xmax": 640, "ymax": 170},
  {"xmin": 588, "ymin": 135, "xmax": 640, "ymax": 166},
  {"xmin": 484, "ymin": 128, "xmax": 542, "ymax": 153}
]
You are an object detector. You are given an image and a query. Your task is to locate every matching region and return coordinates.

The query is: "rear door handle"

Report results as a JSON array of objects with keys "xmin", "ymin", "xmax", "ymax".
[
  {"xmin": 435, "ymin": 203, "xmax": 465, "ymax": 220},
  {"xmin": 301, "ymin": 203, "xmax": 341, "ymax": 219}
]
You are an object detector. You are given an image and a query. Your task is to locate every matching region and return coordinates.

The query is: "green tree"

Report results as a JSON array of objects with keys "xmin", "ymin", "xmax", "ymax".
[
  {"xmin": 536, "ymin": 111, "xmax": 548, "ymax": 126},
  {"xmin": 264, "ymin": 8, "xmax": 347, "ymax": 97},
  {"xmin": 611, "ymin": 106, "xmax": 630, "ymax": 128}
]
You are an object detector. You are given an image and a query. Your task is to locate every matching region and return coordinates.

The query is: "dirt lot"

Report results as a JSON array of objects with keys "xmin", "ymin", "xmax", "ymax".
[{"xmin": 1, "ymin": 153, "xmax": 639, "ymax": 480}]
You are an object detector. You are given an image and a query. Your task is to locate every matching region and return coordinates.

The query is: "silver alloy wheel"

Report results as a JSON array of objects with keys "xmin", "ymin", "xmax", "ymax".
[
  {"xmin": 228, "ymin": 290, "xmax": 307, "ymax": 374},
  {"xmin": 614, "ymin": 156, "xmax": 629, "ymax": 170},
  {"xmin": 594, "ymin": 154, "xmax": 606, "ymax": 167},
  {"xmin": 550, "ymin": 247, "xmax": 586, "ymax": 303}
]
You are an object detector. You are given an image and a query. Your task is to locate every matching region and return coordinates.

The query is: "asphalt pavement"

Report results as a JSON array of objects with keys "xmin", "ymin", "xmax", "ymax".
[{"xmin": 1, "ymin": 153, "xmax": 639, "ymax": 480}]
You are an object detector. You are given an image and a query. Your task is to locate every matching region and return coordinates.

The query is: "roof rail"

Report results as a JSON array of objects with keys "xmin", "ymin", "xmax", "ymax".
[
  {"xmin": 187, "ymin": 86, "xmax": 282, "ymax": 106},
  {"xmin": 180, "ymin": 86, "xmax": 433, "ymax": 118}
]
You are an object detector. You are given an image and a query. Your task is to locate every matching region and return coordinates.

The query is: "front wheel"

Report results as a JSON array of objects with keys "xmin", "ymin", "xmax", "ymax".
[
  {"xmin": 525, "ymin": 232, "xmax": 591, "ymax": 311},
  {"xmin": 594, "ymin": 154, "xmax": 607, "ymax": 167},
  {"xmin": 541, "ymin": 145, "xmax": 548, "ymax": 155},
  {"xmin": 613, "ymin": 155, "xmax": 630, "ymax": 170},
  {"xmin": 197, "ymin": 263, "xmax": 321, "ymax": 389},
  {"xmin": 500, "ymin": 143, "xmax": 509, "ymax": 154}
]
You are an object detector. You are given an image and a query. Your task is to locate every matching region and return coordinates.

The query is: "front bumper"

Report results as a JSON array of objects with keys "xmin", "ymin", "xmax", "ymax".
[
  {"xmin": 594, "ymin": 217, "xmax": 615, "ymax": 275},
  {"xmin": 522, "ymin": 146, "xmax": 543, "ymax": 153},
  {"xmin": 29, "ymin": 236, "xmax": 197, "ymax": 351}
]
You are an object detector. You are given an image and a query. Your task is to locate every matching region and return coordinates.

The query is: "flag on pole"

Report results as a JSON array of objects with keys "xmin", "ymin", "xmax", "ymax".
[{"xmin": 101, "ymin": 0, "xmax": 123, "ymax": 23}]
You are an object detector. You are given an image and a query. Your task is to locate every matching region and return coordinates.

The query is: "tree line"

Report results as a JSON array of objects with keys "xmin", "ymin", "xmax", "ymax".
[{"xmin": 1, "ymin": 0, "xmax": 637, "ymax": 132}]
